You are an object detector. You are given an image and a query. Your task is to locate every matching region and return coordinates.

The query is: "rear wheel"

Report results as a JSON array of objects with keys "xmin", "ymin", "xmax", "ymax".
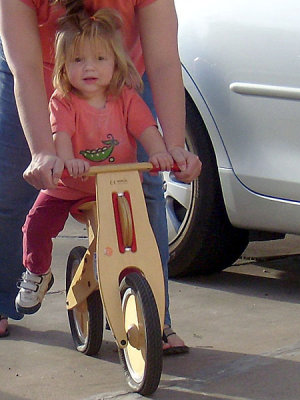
[
  {"xmin": 66, "ymin": 246, "xmax": 103, "ymax": 355},
  {"xmin": 119, "ymin": 272, "xmax": 162, "ymax": 395},
  {"xmin": 165, "ymin": 94, "xmax": 249, "ymax": 277}
]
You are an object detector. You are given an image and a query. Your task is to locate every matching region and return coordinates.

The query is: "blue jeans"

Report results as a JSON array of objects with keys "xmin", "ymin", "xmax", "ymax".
[
  {"xmin": 0, "ymin": 43, "xmax": 38, "ymax": 319},
  {"xmin": 140, "ymin": 74, "xmax": 170, "ymax": 326},
  {"xmin": 0, "ymin": 44, "xmax": 171, "ymax": 325}
]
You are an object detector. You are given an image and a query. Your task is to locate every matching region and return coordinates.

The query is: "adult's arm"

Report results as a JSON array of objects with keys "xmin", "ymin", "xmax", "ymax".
[
  {"xmin": 137, "ymin": 0, "xmax": 201, "ymax": 182},
  {"xmin": 0, "ymin": 0, "xmax": 64, "ymax": 189}
]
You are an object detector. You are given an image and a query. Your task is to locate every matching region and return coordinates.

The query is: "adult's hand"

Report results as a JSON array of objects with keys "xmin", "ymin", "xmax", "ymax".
[
  {"xmin": 23, "ymin": 152, "xmax": 64, "ymax": 190},
  {"xmin": 168, "ymin": 146, "xmax": 202, "ymax": 183}
]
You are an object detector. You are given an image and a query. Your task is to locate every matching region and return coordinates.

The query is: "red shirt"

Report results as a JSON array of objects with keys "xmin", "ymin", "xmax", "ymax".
[{"xmin": 44, "ymin": 86, "xmax": 157, "ymax": 199}]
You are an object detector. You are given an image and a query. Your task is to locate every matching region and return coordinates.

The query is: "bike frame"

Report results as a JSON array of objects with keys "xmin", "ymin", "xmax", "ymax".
[{"xmin": 65, "ymin": 162, "xmax": 165, "ymax": 348}]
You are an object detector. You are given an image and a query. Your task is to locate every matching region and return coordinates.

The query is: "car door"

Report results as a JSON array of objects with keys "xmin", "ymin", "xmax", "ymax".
[{"xmin": 176, "ymin": 0, "xmax": 300, "ymax": 202}]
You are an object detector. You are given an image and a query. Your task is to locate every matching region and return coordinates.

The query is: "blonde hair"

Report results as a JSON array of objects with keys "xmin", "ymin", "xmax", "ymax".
[
  {"xmin": 53, "ymin": 8, "xmax": 143, "ymax": 97},
  {"xmin": 52, "ymin": 0, "xmax": 84, "ymax": 14}
]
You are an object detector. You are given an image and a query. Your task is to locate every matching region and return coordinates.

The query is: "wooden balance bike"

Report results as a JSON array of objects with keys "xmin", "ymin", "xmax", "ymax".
[{"xmin": 65, "ymin": 162, "xmax": 172, "ymax": 395}]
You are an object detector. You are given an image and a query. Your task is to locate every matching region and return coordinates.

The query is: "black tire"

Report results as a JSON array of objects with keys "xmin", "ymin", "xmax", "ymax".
[
  {"xmin": 66, "ymin": 246, "xmax": 103, "ymax": 355},
  {"xmin": 119, "ymin": 272, "xmax": 162, "ymax": 395},
  {"xmin": 166, "ymin": 94, "xmax": 249, "ymax": 277}
]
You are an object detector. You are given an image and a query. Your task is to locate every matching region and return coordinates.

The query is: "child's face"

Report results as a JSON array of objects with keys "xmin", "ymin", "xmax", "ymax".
[{"xmin": 65, "ymin": 39, "xmax": 115, "ymax": 101}]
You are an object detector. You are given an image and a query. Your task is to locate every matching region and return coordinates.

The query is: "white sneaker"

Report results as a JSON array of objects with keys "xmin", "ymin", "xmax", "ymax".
[{"xmin": 15, "ymin": 270, "xmax": 54, "ymax": 314}]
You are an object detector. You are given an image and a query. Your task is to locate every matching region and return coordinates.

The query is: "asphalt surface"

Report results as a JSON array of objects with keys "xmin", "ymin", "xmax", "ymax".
[{"xmin": 1, "ymin": 217, "xmax": 300, "ymax": 400}]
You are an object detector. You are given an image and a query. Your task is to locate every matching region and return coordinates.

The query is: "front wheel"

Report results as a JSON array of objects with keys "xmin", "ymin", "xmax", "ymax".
[
  {"xmin": 119, "ymin": 272, "xmax": 162, "ymax": 395},
  {"xmin": 66, "ymin": 246, "xmax": 103, "ymax": 355}
]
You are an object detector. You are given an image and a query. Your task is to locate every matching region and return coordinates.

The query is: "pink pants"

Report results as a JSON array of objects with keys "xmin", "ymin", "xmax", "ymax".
[{"xmin": 22, "ymin": 193, "xmax": 84, "ymax": 275}]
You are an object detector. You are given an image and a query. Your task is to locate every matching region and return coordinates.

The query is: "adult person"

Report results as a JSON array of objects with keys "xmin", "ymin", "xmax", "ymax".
[{"xmin": 0, "ymin": 0, "xmax": 201, "ymax": 352}]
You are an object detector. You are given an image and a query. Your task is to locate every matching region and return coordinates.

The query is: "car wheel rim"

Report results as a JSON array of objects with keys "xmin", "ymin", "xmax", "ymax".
[{"xmin": 163, "ymin": 171, "xmax": 193, "ymax": 244}]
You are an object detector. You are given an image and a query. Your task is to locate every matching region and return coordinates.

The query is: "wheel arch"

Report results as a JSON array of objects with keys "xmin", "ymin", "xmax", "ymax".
[
  {"xmin": 182, "ymin": 67, "xmax": 248, "ymax": 229},
  {"xmin": 164, "ymin": 68, "xmax": 250, "ymax": 277},
  {"xmin": 182, "ymin": 66, "xmax": 231, "ymax": 171}
]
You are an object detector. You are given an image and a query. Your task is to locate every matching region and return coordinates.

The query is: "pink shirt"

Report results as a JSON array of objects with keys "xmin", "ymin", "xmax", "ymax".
[
  {"xmin": 18, "ymin": 0, "xmax": 156, "ymax": 98},
  {"xmin": 44, "ymin": 86, "xmax": 156, "ymax": 199}
]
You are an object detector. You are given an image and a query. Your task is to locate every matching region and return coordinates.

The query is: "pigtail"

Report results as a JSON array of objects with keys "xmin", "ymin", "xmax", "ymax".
[
  {"xmin": 55, "ymin": 0, "xmax": 85, "ymax": 16},
  {"xmin": 90, "ymin": 8, "xmax": 123, "ymax": 33},
  {"xmin": 54, "ymin": 0, "xmax": 89, "ymax": 33}
]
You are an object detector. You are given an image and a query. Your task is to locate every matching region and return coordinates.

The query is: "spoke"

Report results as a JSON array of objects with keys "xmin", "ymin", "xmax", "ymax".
[
  {"xmin": 163, "ymin": 172, "xmax": 193, "ymax": 243},
  {"xmin": 166, "ymin": 202, "xmax": 180, "ymax": 237},
  {"xmin": 164, "ymin": 179, "xmax": 191, "ymax": 210}
]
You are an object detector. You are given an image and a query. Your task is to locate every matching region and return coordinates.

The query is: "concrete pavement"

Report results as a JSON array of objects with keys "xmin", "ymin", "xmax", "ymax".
[{"xmin": 1, "ymin": 218, "xmax": 300, "ymax": 399}]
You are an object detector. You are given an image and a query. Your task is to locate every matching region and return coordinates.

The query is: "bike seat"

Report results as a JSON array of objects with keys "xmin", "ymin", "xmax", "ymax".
[{"xmin": 70, "ymin": 196, "xmax": 96, "ymax": 223}]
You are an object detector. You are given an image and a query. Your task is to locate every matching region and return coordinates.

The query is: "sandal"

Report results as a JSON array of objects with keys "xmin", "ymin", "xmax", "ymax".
[
  {"xmin": 0, "ymin": 315, "xmax": 9, "ymax": 338},
  {"xmin": 162, "ymin": 326, "xmax": 189, "ymax": 355}
]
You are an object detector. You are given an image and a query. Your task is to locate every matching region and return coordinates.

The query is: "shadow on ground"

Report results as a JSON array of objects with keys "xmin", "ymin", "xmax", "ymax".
[{"xmin": 173, "ymin": 254, "xmax": 300, "ymax": 305}]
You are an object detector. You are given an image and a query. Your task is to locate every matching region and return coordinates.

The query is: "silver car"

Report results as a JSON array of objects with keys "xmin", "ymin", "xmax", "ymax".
[{"xmin": 166, "ymin": 0, "xmax": 300, "ymax": 277}]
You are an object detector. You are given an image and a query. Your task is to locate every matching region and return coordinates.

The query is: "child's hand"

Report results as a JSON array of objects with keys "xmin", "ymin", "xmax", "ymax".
[
  {"xmin": 65, "ymin": 159, "xmax": 90, "ymax": 179},
  {"xmin": 149, "ymin": 151, "xmax": 174, "ymax": 172}
]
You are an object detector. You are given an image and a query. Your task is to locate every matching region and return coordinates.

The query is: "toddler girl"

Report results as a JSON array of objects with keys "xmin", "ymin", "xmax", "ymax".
[{"xmin": 15, "ymin": 8, "xmax": 173, "ymax": 314}]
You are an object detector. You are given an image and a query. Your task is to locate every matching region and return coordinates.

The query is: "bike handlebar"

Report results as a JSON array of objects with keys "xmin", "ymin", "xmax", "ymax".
[{"xmin": 61, "ymin": 162, "xmax": 180, "ymax": 178}]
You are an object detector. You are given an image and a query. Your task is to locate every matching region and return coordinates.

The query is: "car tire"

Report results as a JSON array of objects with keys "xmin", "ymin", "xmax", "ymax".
[{"xmin": 166, "ymin": 94, "xmax": 249, "ymax": 277}]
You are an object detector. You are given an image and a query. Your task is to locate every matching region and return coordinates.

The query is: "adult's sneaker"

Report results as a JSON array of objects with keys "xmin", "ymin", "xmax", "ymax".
[{"xmin": 15, "ymin": 270, "xmax": 54, "ymax": 314}]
